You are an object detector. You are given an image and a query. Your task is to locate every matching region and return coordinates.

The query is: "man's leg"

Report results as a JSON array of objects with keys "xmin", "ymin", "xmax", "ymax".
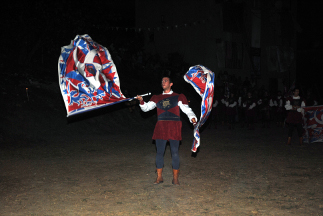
[
  {"xmin": 169, "ymin": 140, "xmax": 180, "ymax": 185},
  {"xmin": 156, "ymin": 139, "xmax": 167, "ymax": 168},
  {"xmin": 287, "ymin": 123, "xmax": 294, "ymax": 145},
  {"xmin": 169, "ymin": 140, "xmax": 180, "ymax": 169},
  {"xmin": 296, "ymin": 123, "xmax": 304, "ymax": 145},
  {"xmin": 155, "ymin": 139, "xmax": 167, "ymax": 184}
]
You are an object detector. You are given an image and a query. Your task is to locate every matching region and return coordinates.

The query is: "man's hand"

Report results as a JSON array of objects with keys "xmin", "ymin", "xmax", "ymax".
[
  {"xmin": 136, "ymin": 95, "xmax": 143, "ymax": 101},
  {"xmin": 292, "ymin": 105, "xmax": 300, "ymax": 110},
  {"xmin": 192, "ymin": 118, "xmax": 197, "ymax": 125}
]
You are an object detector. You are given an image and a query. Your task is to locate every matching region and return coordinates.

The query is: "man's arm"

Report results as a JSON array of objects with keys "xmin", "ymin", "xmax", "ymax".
[
  {"xmin": 178, "ymin": 101, "xmax": 197, "ymax": 124},
  {"xmin": 297, "ymin": 101, "xmax": 306, "ymax": 112},
  {"xmin": 285, "ymin": 99, "xmax": 292, "ymax": 110},
  {"xmin": 137, "ymin": 95, "xmax": 156, "ymax": 112},
  {"xmin": 249, "ymin": 102, "xmax": 256, "ymax": 110},
  {"xmin": 229, "ymin": 101, "xmax": 237, "ymax": 108}
]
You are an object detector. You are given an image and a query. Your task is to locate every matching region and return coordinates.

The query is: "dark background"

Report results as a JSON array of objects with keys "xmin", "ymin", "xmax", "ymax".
[
  {"xmin": 1, "ymin": 0, "xmax": 323, "ymax": 99},
  {"xmin": 296, "ymin": 1, "xmax": 323, "ymax": 96}
]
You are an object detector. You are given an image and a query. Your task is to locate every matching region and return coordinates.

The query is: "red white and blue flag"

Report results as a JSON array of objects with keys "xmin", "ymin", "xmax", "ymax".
[
  {"xmin": 303, "ymin": 106, "xmax": 323, "ymax": 143},
  {"xmin": 184, "ymin": 65, "xmax": 215, "ymax": 152},
  {"xmin": 58, "ymin": 34, "xmax": 131, "ymax": 117}
]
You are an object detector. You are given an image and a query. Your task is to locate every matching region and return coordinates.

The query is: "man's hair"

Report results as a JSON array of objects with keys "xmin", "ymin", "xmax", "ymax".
[
  {"xmin": 162, "ymin": 76, "xmax": 173, "ymax": 84},
  {"xmin": 293, "ymin": 87, "xmax": 300, "ymax": 92}
]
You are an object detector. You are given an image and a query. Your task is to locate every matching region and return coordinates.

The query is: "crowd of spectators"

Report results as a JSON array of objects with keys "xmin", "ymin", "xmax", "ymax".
[{"xmin": 209, "ymin": 70, "xmax": 321, "ymax": 130}]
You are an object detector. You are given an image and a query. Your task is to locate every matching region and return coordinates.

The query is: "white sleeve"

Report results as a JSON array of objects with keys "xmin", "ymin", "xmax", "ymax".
[
  {"xmin": 297, "ymin": 101, "xmax": 306, "ymax": 112},
  {"xmin": 257, "ymin": 99, "xmax": 262, "ymax": 105},
  {"xmin": 178, "ymin": 101, "xmax": 197, "ymax": 123},
  {"xmin": 139, "ymin": 101, "xmax": 156, "ymax": 112},
  {"xmin": 269, "ymin": 99, "xmax": 274, "ymax": 107},
  {"xmin": 213, "ymin": 100, "xmax": 218, "ymax": 107},
  {"xmin": 249, "ymin": 102, "xmax": 256, "ymax": 109},
  {"xmin": 229, "ymin": 101, "xmax": 237, "ymax": 108},
  {"xmin": 285, "ymin": 100, "xmax": 292, "ymax": 110},
  {"xmin": 279, "ymin": 99, "xmax": 283, "ymax": 107}
]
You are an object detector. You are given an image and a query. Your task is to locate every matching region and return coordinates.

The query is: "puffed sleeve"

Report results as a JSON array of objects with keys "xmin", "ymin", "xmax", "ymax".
[{"xmin": 139, "ymin": 95, "xmax": 156, "ymax": 112}]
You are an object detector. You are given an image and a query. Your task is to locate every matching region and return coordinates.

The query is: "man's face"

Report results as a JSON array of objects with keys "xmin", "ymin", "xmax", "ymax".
[
  {"xmin": 294, "ymin": 89, "xmax": 299, "ymax": 97},
  {"xmin": 161, "ymin": 77, "xmax": 173, "ymax": 91}
]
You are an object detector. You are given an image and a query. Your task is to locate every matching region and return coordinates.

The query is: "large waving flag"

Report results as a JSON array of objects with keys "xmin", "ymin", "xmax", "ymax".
[
  {"xmin": 303, "ymin": 105, "xmax": 323, "ymax": 143},
  {"xmin": 58, "ymin": 34, "xmax": 131, "ymax": 117},
  {"xmin": 184, "ymin": 65, "xmax": 215, "ymax": 152}
]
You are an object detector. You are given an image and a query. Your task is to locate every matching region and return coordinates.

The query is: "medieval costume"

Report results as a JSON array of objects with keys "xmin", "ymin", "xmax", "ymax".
[
  {"xmin": 243, "ymin": 93, "xmax": 257, "ymax": 130},
  {"xmin": 257, "ymin": 92, "xmax": 274, "ymax": 128},
  {"xmin": 139, "ymin": 90, "xmax": 197, "ymax": 185},
  {"xmin": 285, "ymin": 95, "xmax": 306, "ymax": 145},
  {"xmin": 273, "ymin": 92, "xmax": 285, "ymax": 127},
  {"xmin": 209, "ymin": 95, "xmax": 219, "ymax": 129},
  {"xmin": 225, "ymin": 93, "xmax": 237, "ymax": 129}
]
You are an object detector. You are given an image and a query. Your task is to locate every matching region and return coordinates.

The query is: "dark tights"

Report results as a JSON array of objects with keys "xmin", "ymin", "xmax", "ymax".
[
  {"xmin": 288, "ymin": 123, "xmax": 303, "ymax": 137},
  {"xmin": 156, "ymin": 139, "xmax": 180, "ymax": 170}
]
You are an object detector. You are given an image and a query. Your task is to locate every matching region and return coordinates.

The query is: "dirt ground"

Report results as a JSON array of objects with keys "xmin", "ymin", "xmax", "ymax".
[{"xmin": 1, "ymin": 83, "xmax": 323, "ymax": 215}]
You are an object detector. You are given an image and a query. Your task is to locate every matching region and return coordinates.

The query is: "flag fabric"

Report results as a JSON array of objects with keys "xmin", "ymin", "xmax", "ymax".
[
  {"xmin": 184, "ymin": 65, "xmax": 215, "ymax": 152},
  {"xmin": 58, "ymin": 34, "xmax": 130, "ymax": 117},
  {"xmin": 303, "ymin": 105, "xmax": 323, "ymax": 143}
]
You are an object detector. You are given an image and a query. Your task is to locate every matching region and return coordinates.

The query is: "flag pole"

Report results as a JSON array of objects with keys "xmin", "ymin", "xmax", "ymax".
[
  {"xmin": 130, "ymin": 92, "xmax": 151, "ymax": 101},
  {"xmin": 67, "ymin": 92, "xmax": 151, "ymax": 117}
]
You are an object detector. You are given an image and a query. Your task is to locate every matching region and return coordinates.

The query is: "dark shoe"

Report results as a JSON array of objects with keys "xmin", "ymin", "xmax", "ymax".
[
  {"xmin": 172, "ymin": 169, "xmax": 180, "ymax": 185},
  {"xmin": 154, "ymin": 168, "xmax": 163, "ymax": 184}
]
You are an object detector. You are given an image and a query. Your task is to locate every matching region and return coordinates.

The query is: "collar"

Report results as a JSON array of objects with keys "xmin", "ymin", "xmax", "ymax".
[
  {"xmin": 162, "ymin": 90, "xmax": 173, "ymax": 95},
  {"xmin": 293, "ymin": 96, "xmax": 300, "ymax": 99}
]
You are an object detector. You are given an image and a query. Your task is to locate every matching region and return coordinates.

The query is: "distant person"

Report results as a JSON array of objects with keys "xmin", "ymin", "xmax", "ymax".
[
  {"xmin": 225, "ymin": 92, "xmax": 237, "ymax": 129},
  {"xmin": 137, "ymin": 76, "xmax": 197, "ymax": 185},
  {"xmin": 273, "ymin": 91, "xmax": 285, "ymax": 127},
  {"xmin": 257, "ymin": 90, "xmax": 274, "ymax": 128},
  {"xmin": 285, "ymin": 88, "xmax": 306, "ymax": 145},
  {"xmin": 209, "ymin": 92, "xmax": 219, "ymax": 129},
  {"xmin": 243, "ymin": 91, "xmax": 257, "ymax": 130},
  {"xmin": 238, "ymin": 87, "xmax": 248, "ymax": 128}
]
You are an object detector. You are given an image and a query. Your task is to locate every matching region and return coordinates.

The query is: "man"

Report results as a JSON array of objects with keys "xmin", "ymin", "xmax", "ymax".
[
  {"xmin": 208, "ymin": 90, "xmax": 220, "ymax": 129},
  {"xmin": 285, "ymin": 88, "xmax": 306, "ymax": 145},
  {"xmin": 238, "ymin": 87, "xmax": 248, "ymax": 128},
  {"xmin": 225, "ymin": 92, "xmax": 237, "ymax": 129},
  {"xmin": 242, "ymin": 91, "xmax": 257, "ymax": 130},
  {"xmin": 137, "ymin": 77, "xmax": 197, "ymax": 185},
  {"xmin": 257, "ymin": 90, "xmax": 274, "ymax": 128},
  {"xmin": 273, "ymin": 91, "xmax": 285, "ymax": 127}
]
